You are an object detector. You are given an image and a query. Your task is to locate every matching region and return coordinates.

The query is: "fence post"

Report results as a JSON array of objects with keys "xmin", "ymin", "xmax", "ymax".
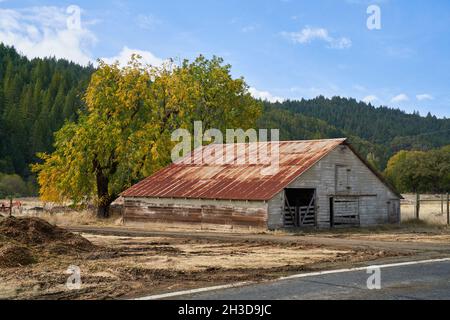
[
  {"xmin": 9, "ymin": 197, "xmax": 12, "ymax": 217},
  {"xmin": 447, "ymin": 192, "xmax": 449, "ymax": 226},
  {"xmin": 441, "ymin": 194, "xmax": 444, "ymax": 214},
  {"xmin": 415, "ymin": 193, "xmax": 420, "ymax": 220}
]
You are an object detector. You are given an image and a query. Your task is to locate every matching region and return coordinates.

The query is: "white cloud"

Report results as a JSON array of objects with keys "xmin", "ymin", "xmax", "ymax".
[
  {"xmin": 416, "ymin": 94, "xmax": 434, "ymax": 101},
  {"xmin": 288, "ymin": 84, "xmax": 340, "ymax": 99},
  {"xmin": 331, "ymin": 37, "xmax": 352, "ymax": 49},
  {"xmin": 391, "ymin": 93, "xmax": 409, "ymax": 103},
  {"xmin": 101, "ymin": 46, "xmax": 165, "ymax": 67},
  {"xmin": 248, "ymin": 87, "xmax": 285, "ymax": 103},
  {"xmin": 0, "ymin": 5, "xmax": 167, "ymax": 70},
  {"xmin": 362, "ymin": 95, "xmax": 378, "ymax": 104},
  {"xmin": 136, "ymin": 14, "xmax": 162, "ymax": 30},
  {"xmin": 282, "ymin": 26, "xmax": 351, "ymax": 49},
  {"xmin": 0, "ymin": 6, "xmax": 96, "ymax": 66}
]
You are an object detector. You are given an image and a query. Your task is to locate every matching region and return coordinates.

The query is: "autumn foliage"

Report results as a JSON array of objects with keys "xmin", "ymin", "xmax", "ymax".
[{"xmin": 32, "ymin": 55, "xmax": 262, "ymax": 217}]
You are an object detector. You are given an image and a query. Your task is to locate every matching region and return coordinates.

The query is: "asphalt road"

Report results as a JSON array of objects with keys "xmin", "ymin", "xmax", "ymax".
[{"xmin": 179, "ymin": 260, "xmax": 450, "ymax": 300}]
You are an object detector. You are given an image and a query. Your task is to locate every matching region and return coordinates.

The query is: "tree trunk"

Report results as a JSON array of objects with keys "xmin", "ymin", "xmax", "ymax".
[
  {"xmin": 96, "ymin": 169, "xmax": 112, "ymax": 219},
  {"xmin": 93, "ymin": 153, "xmax": 119, "ymax": 219},
  {"xmin": 97, "ymin": 203, "xmax": 111, "ymax": 219}
]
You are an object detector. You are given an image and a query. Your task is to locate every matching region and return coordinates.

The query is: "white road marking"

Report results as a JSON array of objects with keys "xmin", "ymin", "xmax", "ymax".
[
  {"xmin": 134, "ymin": 282, "xmax": 251, "ymax": 300},
  {"xmin": 278, "ymin": 257, "xmax": 450, "ymax": 280},
  {"xmin": 133, "ymin": 257, "xmax": 450, "ymax": 300}
]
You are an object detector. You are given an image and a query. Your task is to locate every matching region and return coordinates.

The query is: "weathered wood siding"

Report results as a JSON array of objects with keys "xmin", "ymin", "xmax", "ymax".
[
  {"xmin": 268, "ymin": 145, "xmax": 400, "ymax": 229},
  {"xmin": 124, "ymin": 197, "xmax": 268, "ymax": 230}
]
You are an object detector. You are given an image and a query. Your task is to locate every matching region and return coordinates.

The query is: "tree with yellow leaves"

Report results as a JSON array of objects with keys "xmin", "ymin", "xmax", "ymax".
[{"xmin": 32, "ymin": 55, "xmax": 261, "ymax": 217}]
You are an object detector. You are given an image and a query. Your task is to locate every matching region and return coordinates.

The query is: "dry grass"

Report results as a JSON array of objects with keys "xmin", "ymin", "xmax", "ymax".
[
  {"xmin": 37, "ymin": 211, "xmax": 123, "ymax": 227},
  {"xmin": 401, "ymin": 203, "xmax": 448, "ymax": 225},
  {"xmin": 3, "ymin": 197, "xmax": 123, "ymax": 227},
  {"xmin": 401, "ymin": 194, "xmax": 449, "ymax": 225}
]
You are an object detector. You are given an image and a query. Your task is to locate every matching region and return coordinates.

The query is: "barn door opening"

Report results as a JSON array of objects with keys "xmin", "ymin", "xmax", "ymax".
[{"xmin": 284, "ymin": 188, "xmax": 316, "ymax": 228}]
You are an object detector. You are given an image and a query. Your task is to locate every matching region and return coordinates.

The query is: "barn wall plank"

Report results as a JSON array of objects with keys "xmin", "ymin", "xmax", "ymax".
[{"xmin": 124, "ymin": 197, "xmax": 268, "ymax": 229}]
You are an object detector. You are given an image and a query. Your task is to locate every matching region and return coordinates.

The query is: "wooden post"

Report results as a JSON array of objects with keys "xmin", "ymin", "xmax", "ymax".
[
  {"xmin": 441, "ymin": 194, "xmax": 444, "ymax": 215},
  {"xmin": 447, "ymin": 193, "xmax": 449, "ymax": 226},
  {"xmin": 9, "ymin": 197, "xmax": 12, "ymax": 217},
  {"xmin": 415, "ymin": 193, "xmax": 420, "ymax": 220},
  {"xmin": 329, "ymin": 197, "xmax": 334, "ymax": 228}
]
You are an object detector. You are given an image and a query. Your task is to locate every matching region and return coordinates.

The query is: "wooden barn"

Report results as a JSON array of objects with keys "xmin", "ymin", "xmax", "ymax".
[{"xmin": 121, "ymin": 138, "xmax": 402, "ymax": 230}]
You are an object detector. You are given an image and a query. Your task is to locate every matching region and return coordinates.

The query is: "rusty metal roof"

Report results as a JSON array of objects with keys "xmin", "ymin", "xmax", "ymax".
[{"xmin": 121, "ymin": 138, "xmax": 347, "ymax": 201}]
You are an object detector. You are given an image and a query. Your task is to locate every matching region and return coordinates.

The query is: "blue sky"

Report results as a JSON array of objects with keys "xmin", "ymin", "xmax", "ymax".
[{"xmin": 1, "ymin": 0, "xmax": 449, "ymax": 117}]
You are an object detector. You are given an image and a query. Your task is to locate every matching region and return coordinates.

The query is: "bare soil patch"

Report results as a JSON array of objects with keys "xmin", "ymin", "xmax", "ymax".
[
  {"xmin": 0, "ymin": 245, "xmax": 35, "ymax": 268},
  {"xmin": 0, "ymin": 217, "xmax": 98, "ymax": 274},
  {"xmin": 0, "ymin": 217, "xmax": 95, "ymax": 252},
  {"xmin": 0, "ymin": 226, "xmax": 401, "ymax": 300}
]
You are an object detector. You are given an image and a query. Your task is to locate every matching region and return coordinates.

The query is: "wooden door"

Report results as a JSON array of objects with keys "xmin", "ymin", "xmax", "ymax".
[
  {"xmin": 332, "ymin": 196, "xmax": 360, "ymax": 227},
  {"xmin": 388, "ymin": 200, "xmax": 400, "ymax": 223},
  {"xmin": 336, "ymin": 165, "xmax": 350, "ymax": 193}
]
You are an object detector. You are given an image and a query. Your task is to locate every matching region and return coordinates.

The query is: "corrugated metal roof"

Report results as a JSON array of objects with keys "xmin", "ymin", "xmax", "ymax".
[{"xmin": 121, "ymin": 138, "xmax": 347, "ymax": 201}]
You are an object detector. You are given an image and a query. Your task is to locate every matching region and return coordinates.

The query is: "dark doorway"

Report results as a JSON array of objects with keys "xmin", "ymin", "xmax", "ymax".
[{"xmin": 284, "ymin": 188, "xmax": 316, "ymax": 227}]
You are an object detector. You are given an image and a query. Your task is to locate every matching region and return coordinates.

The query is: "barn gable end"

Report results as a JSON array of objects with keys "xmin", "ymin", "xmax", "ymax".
[{"xmin": 267, "ymin": 144, "xmax": 401, "ymax": 229}]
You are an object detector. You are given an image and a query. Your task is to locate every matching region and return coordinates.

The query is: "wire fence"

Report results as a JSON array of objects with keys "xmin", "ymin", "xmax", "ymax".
[{"xmin": 401, "ymin": 193, "xmax": 450, "ymax": 225}]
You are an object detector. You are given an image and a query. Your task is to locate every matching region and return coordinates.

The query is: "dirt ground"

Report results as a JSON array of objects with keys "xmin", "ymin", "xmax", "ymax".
[
  {"xmin": 314, "ymin": 230, "xmax": 450, "ymax": 243},
  {"xmin": 0, "ymin": 218, "xmax": 402, "ymax": 300}
]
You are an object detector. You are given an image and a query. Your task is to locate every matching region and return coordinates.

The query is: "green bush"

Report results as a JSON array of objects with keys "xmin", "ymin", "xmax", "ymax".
[{"xmin": 0, "ymin": 173, "xmax": 31, "ymax": 198}]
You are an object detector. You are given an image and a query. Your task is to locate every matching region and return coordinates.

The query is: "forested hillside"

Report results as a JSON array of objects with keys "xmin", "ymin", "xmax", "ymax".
[
  {"xmin": 0, "ymin": 44, "xmax": 94, "ymax": 179},
  {"xmin": 266, "ymin": 97, "xmax": 450, "ymax": 159},
  {"xmin": 0, "ymin": 44, "xmax": 448, "ymax": 196},
  {"xmin": 257, "ymin": 103, "xmax": 389, "ymax": 168}
]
